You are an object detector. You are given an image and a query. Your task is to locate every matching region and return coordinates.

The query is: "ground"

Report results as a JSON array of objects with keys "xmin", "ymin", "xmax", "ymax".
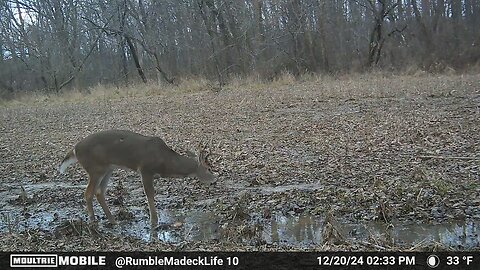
[{"xmin": 0, "ymin": 73, "xmax": 479, "ymax": 251}]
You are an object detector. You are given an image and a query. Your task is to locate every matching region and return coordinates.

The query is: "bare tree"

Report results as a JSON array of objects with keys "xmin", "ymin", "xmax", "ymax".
[{"xmin": 0, "ymin": 0, "xmax": 479, "ymax": 97}]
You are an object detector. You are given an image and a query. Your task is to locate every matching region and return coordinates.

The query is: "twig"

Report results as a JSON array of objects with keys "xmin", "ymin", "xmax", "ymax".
[
  {"xmin": 359, "ymin": 241, "xmax": 387, "ymax": 250},
  {"xmin": 406, "ymin": 238, "xmax": 429, "ymax": 251},
  {"xmin": 70, "ymin": 219, "xmax": 81, "ymax": 235},
  {"xmin": 185, "ymin": 224, "xmax": 195, "ymax": 240},
  {"xmin": 416, "ymin": 188, "xmax": 423, "ymax": 202}
]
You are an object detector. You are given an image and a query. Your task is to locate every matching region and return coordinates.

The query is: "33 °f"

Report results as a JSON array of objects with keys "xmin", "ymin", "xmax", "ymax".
[{"xmin": 446, "ymin": 256, "xmax": 474, "ymax": 266}]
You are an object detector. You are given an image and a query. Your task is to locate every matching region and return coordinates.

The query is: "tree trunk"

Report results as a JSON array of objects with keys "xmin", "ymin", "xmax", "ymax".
[{"xmin": 125, "ymin": 37, "xmax": 148, "ymax": 84}]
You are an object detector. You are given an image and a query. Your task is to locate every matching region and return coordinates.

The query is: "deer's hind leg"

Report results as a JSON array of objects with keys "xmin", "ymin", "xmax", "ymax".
[
  {"xmin": 84, "ymin": 167, "xmax": 109, "ymax": 223},
  {"xmin": 95, "ymin": 168, "xmax": 116, "ymax": 224}
]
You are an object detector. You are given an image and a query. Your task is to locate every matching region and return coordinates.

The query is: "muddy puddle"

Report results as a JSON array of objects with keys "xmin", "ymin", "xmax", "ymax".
[
  {"xmin": 2, "ymin": 206, "xmax": 479, "ymax": 249},
  {"xmin": 0, "ymin": 182, "xmax": 479, "ymax": 249},
  {"xmin": 136, "ymin": 211, "xmax": 480, "ymax": 249}
]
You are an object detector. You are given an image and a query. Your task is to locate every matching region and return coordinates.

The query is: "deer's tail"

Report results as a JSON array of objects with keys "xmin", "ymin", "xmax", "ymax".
[{"xmin": 59, "ymin": 148, "xmax": 77, "ymax": 174}]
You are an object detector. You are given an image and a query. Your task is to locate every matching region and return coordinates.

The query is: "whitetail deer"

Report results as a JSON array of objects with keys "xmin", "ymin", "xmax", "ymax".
[{"xmin": 58, "ymin": 129, "xmax": 215, "ymax": 228}]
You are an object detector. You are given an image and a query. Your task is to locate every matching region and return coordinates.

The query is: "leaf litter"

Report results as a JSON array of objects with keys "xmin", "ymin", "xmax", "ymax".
[{"xmin": 0, "ymin": 74, "xmax": 479, "ymax": 251}]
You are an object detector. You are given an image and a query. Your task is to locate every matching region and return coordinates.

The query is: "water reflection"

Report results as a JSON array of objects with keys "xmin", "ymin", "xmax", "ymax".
[
  {"xmin": 1, "ymin": 207, "xmax": 478, "ymax": 249},
  {"xmin": 262, "ymin": 215, "xmax": 479, "ymax": 248},
  {"xmin": 126, "ymin": 211, "xmax": 479, "ymax": 249},
  {"xmin": 121, "ymin": 209, "xmax": 219, "ymax": 243},
  {"xmin": 263, "ymin": 215, "xmax": 323, "ymax": 246}
]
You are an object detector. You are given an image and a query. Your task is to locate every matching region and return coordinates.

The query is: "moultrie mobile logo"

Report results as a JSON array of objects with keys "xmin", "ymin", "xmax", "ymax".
[
  {"xmin": 10, "ymin": 254, "xmax": 57, "ymax": 268},
  {"xmin": 10, "ymin": 254, "xmax": 106, "ymax": 268}
]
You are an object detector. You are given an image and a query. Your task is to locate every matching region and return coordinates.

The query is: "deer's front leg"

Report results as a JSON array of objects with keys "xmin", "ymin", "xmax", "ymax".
[{"xmin": 140, "ymin": 171, "xmax": 158, "ymax": 229}]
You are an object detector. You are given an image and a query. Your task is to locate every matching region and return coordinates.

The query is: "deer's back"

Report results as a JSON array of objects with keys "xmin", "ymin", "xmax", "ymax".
[{"xmin": 75, "ymin": 130, "xmax": 169, "ymax": 171}]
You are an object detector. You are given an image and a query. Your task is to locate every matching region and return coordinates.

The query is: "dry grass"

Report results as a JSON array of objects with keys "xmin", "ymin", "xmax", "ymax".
[{"xmin": 4, "ymin": 72, "xmax": 476, "ymax": 107}]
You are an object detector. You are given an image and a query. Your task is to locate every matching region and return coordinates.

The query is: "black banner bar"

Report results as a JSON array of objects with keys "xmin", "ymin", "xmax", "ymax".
[{"xmin": 1, "ymin": 252, "xmax": 479, "ymax": 270}]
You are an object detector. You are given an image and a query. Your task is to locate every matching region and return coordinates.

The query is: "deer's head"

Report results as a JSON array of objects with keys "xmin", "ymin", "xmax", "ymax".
[{"xmin": 194, "ymin": 148, "xmax": 216, "ymax": 184}]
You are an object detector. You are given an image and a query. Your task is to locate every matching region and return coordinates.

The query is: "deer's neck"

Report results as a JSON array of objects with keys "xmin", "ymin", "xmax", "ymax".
[{"xmin": 163, "ymin": 153, "xmax": 198, "ymax": 177}]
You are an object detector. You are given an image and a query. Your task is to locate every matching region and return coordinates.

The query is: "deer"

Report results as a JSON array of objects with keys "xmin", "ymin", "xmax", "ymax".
[{"xmin": 58, "ymin": 129, "xmax": 215, "ymax": 229}]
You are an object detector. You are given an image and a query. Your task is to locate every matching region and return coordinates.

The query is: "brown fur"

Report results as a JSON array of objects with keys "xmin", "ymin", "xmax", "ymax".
[{"xmin": 59, "ymin": 130, "xmax": 215, "ymax": 228}]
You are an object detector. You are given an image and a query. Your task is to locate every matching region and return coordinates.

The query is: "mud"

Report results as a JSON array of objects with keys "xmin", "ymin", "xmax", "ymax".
[{"xmin": 1, "ymin": 180, "xmax": 478, "ymax": 250}]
